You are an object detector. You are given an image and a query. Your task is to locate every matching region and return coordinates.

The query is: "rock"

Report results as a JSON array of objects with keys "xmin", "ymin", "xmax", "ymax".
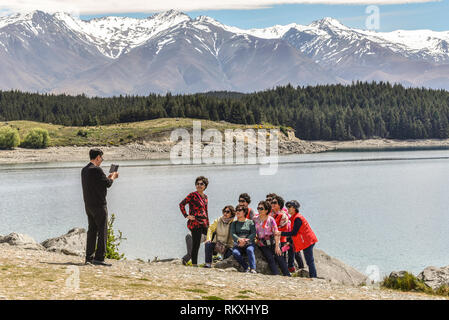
[
  {"xmin": 41, "ymin": 228, "xmax": 86, "ymax": 256},
  {"xmin": 214, "ymin": 247, "xmax": 367, "ymax": 286},
  {"xmin": 417, "ymin": 266, "xmax": 449, "ymax": 291},
  {"xmin": 388, "ymin": 270, "xmax": 409, "ymax": 281},
  {"xmin": 0, "ymin": 233, "xmax": 44, "ymax": 250},
  {"xmin": 313, "ymin": 249, "xmax": 367, "ymax": 286}
]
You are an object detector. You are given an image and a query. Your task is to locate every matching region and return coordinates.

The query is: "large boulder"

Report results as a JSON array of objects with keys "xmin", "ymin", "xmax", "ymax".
[
  {"xmin": 313, "ymin": 249, "xmax": 368, "ymax": 286},
  {"xmin": 0, "ymin": 232, "xmax": 44, "ymax": 250},
  {"xmin": 41, "ymin": 228, "xmax": 86, "ymax": 256},
  {"xmin": 215, "ymin": 246, "xmax": 367, "ymax": 286},
  {"xmin": 417, "ymin": 266, "xmax": 449, "ymax": 291}
]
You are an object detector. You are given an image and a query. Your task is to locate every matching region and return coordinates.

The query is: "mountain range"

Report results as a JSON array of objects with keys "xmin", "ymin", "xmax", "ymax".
[{"xmin": 1, "ymin": 10, "xmax": 449, "ymax": 96}]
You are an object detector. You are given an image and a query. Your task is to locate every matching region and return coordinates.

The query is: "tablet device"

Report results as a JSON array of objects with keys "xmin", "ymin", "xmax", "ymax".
[{"xmin": 109, "ymin": 164, "xmax": 119, "ymax": 173}]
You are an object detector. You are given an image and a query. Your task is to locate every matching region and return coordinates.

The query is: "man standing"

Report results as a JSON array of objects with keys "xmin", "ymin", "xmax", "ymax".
[{"xmin": 81, "ymin": 149, "xmax": 119, "ymax": 266}]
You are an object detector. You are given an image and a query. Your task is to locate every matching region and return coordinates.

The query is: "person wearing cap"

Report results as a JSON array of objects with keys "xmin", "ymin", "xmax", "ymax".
[{"xmin": 276, "ymin": 200, "xmax": 318, "ymax": 278}]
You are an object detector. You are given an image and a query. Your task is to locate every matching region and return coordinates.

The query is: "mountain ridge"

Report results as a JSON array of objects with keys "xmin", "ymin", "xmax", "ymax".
[{"xmin": 1, "ymin": 10, "xmax": 449, "ymax": 95}]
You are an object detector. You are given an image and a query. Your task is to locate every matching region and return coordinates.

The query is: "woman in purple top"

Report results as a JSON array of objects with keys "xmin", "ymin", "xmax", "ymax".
[{"xmin": 254, "ymin": 200, "xmax": 290, "ymax": 276}]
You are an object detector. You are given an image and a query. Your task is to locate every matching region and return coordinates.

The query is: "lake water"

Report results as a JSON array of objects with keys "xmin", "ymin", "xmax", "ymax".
[{"xmin": 1, "ymin": 149, "xmax": 449, "ymax": 277}]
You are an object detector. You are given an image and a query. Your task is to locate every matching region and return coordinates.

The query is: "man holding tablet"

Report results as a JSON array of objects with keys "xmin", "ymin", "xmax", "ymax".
[{"xmin": 81, "ymin": 148, "xmax": 119, "ymax": 266}]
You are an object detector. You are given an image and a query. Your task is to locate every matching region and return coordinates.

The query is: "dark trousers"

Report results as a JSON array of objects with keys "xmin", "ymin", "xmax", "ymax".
[
  {"xmin": 303, "ymin": 244, "xmax": 317, "ymax": 278},
  {"xmin": 205, "ymin": 242, "xmax": 232, "ymax": 263},
  {"xmin": 259, "ymin": 245, "xmax": 291, "ymax": 276},
  {"xmin": 190, "ymin": 227, "xmax": 207, "ymax": 265},
  {"xmin": 288, "ymin": 245, "xmax": 305, "ymax": 269},
  {"xmin": 85, "ymin": 205, "xmax": 108, "ymax": 262}
]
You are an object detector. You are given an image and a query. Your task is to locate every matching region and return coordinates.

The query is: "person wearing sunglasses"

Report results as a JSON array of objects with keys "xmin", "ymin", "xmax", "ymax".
[
  {"xmin": 238, "ymin": 193, "xmax": 256, "ymax": 220},
  {"xmin": 270, "ymin": 195, "xmax": 290, "ymax": 246},
  {"xmin": 254, "ymin": 201, "xmax": 290, "ymax": 276},
  {"xmin": 230, "ymin": 205, "xmax": 257, "ymax": 273},
  {"xmin": 276, "ymin": 200, "xmax": 318, "ymax": 278},
  {"xmin": 204, "ymin": 205, "xmax": 236, "ymax": 268},
  {"xmin": 179, "ymin": 176, "xmax": 210, "ymax": 267},
  {"xmin": 266, "ymin": 193, "xmax": 288, "ymax": 216}
]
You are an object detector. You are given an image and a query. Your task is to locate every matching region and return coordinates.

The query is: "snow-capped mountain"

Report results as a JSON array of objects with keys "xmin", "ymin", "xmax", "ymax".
[{"xmin": 1, "ymin": 10, "xmax": 449, "ymax": 96}]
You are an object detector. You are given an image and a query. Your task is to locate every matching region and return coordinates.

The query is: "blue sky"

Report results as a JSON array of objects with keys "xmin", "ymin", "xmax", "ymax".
[{"xmin": 78, "ymin": 1, "xmax": 449, "ymax": 32}]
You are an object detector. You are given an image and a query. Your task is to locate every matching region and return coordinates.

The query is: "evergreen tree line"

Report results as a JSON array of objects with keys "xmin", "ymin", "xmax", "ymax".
[{"xmin": 1, "ymin": 81, "xmax": 449, "ymax": 140}]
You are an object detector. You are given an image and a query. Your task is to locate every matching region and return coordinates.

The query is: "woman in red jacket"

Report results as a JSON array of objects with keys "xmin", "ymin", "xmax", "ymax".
[
  {"xmin": 277, "ymin": 200, "xmax": 318, "ymax": 278},
  {"xmin": 179, "ymin": 176, "xmax": 210, "ymax": 266}
]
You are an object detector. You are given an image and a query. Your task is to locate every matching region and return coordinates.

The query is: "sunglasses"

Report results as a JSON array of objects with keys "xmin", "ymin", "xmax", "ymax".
[
  {"xmin": 238, "ymin": 199, "xmax": 246, "ymax": 203},
  {"xmin": 257, "ymin": 207, "xmax": 265, "ymax": 211},
  {"xmin": 223, "ymin": 210, "xmax": 231, "ymax": 214},
  {"xmin": 271, "ymin": 201, "xmax": 278, "ymax": 205},
  {"xmin": 196, "ymin": 182, "xmax": 205, "ymax": 186}
]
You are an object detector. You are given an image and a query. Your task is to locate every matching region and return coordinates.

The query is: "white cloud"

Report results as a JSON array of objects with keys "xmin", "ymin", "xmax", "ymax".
[{"xmin": 0, "ymin": 0, "xmax": 441, "ymax": 15}]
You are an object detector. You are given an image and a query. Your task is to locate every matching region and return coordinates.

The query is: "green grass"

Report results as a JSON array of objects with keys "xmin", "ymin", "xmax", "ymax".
[
  {"xmin": 0, "ymin": 118, "xmax": 284, "ymax": 147},
  {"xmin": 381, "ymin": 272, "xmax": 448, "ymax": 297},
  {"xmin": 234, "ymin": 295, "xmax": 250, "ymax": 299},
  {"xmin": 186, "ymin": 288, "xmax": 208, "ymax": 294},
  {"xmin": 202, "ymin": 295, "xmax": 225, "ymax": 300},
  {"xmin": 238, "ymin": 290, "xmax": 255, "ymax": 295}
]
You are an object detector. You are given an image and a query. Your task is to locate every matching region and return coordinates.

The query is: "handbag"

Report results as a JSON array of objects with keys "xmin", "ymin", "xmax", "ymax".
[{"xmin": 214, "ymin": 241, "xmax": 227, "ymax": 255}]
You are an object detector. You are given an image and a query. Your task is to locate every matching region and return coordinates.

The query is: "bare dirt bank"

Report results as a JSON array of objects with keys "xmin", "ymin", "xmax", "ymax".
[
  {"xmin": 314, "ymin": 138, "xmax": 449, "ymax": 151},
  {"xmin": 0, "ymin": 139, "xmax": 330, "ymax": 165}
]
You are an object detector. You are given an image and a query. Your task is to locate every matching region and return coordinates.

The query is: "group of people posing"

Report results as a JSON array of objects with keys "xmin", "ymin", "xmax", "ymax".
[{"xmin": 179, "ymin": 176, "xmax": 318, "ymax": 277}]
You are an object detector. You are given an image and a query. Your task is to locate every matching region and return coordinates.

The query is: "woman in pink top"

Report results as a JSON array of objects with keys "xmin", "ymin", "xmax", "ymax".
[{"xmin": 254, "ymin": 201, "xmax": 290, "ymax": 276}]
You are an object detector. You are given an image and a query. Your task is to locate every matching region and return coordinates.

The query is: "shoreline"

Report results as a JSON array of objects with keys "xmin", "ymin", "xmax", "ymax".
[
  {"xmin": 313, "ymin": 138, "xmax": 449, "ymax": 151},
  {"xmin": 1, "ymin": 138, "xmax": 449, "ymax": 165}
]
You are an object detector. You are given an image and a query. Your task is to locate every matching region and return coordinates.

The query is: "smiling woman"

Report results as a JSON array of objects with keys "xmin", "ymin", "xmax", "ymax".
[{"xmin": 179, "ymin": 175, "xmax": 210, "ymax": 266}]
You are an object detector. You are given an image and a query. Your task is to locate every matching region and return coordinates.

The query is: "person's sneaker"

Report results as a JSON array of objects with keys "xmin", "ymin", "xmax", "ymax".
[
  {"xmin": 288, "ymin": 267, "xmax": 296, "ymax": 273},
  {"xmin": 250, "ymin": 269, "xmax": 257, "ymax": 274},
  {"xmin": 85, "ymin": 259, "xmax": 93, "ymax": 265},
  {"xmin": 92, "ymin": 259, "xmax": 112, "ymax": 267},
  {"xmin": 204, "ymin": 263, "xmax": 212, "ymax": 268}
]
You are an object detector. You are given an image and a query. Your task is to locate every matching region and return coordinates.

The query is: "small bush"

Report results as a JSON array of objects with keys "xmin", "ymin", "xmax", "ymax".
[
  {"xmin": 21, "ymin": 128, "xmax": 50, "ymax": 149},
  {"xmin": 435, "ymin": 284, "xmax": 449, "ymax": 296},
  {"xmin": 77, "ymin": 129, "xmax": 89, "ymax": 137},
  {"xmin": 280, "ymin": 125, "xmax": 289, "ymax": 137},
  {"xmin": 0, "ymin": 126, "xmax": 20, "ymax": 149},
  {"xmin": 106, "ymin": 213, "xmax": 126, "ymax": 260},
  {"xmin": 381, "ymin": 272, "xmax": 432, "ymax": 294}
]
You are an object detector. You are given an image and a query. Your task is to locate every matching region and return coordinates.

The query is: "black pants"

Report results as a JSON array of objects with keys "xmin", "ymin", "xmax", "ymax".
[
  {"xmin": 85, "ymin": 205, "xmax": 108, "ymax": 262},
  {"xmin": 190, "ymin": 227, "xmax": 207, "ymax": 265}
]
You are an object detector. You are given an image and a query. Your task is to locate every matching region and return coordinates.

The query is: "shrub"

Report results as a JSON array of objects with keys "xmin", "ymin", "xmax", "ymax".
[
  {"xmin": 381, "ymin": 272, "xmax": 432, "ymax": 294},
  {"xmin": 106, "ymin": 213, "xmax": 126, "ymax": 260},
  {"xmin": 77, "ymin": 129, "xmax": 89, "ymax": 137},
  {"xmin": 0, "ymin": 126, "xmax": 20, "ymax": 149},
  {"xmin": 21, "ymin": 128, "xmax": 50, "ymax": 149},
  {"xmin": 280, "ymin": 125, "xmax": 289, "ymax": 137}
]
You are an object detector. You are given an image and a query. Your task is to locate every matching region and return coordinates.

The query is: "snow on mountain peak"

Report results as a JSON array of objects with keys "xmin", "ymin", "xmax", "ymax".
[{"xmin": 309, "ymin": 17, "xmax": 348, "ymax": 30}]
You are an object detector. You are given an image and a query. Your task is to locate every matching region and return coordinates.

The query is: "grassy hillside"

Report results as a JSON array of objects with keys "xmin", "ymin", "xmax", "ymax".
[{"xmin": 0, "ymin": 118, "xmax": 285, "ymax": 147}]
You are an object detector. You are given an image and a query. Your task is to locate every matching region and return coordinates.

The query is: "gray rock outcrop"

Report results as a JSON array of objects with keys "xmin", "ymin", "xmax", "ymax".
[
  {"xmin": 41, "ymin": 228, "xmax": 87, "ymax": 256},
  {"xmin": 0, "ymin": 232, "xmax": 44, "ymax": 250},
  {"xmin": 417, "ymin": 266, "xmax": 449, "ymax": 291},
  {"xmin": 215, "ymin": 247, "xmax": 367, "ymax": 286}
]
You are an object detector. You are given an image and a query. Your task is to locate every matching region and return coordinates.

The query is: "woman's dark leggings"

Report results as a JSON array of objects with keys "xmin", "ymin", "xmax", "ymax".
[{"xmin": 190, "ymin": 227, "xmax": 208, "ymax": 265}]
